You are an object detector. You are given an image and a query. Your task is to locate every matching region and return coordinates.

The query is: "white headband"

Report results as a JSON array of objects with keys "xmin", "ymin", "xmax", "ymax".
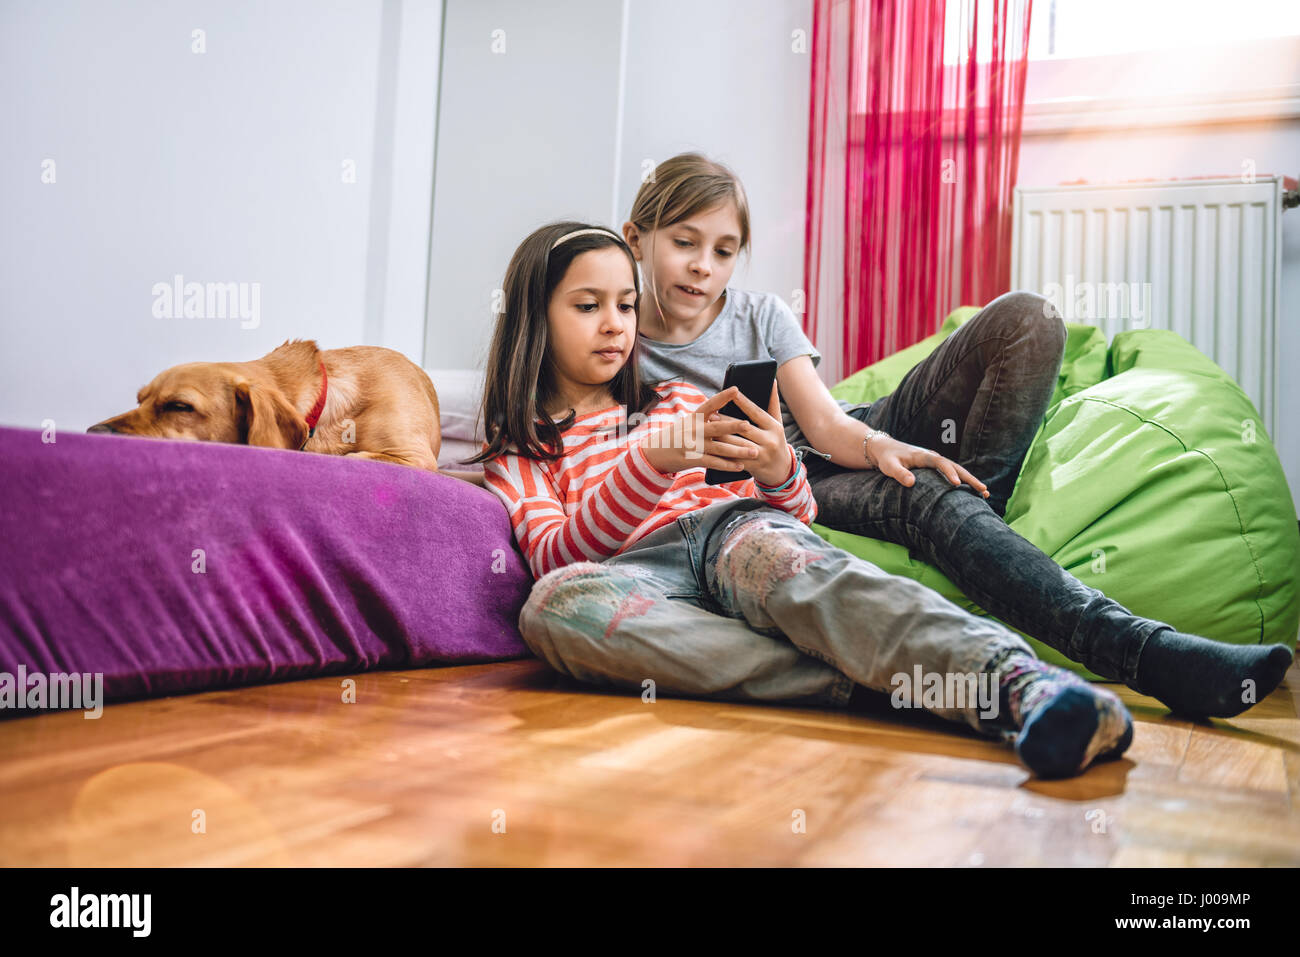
[{"xmin": 550, "ymin": 227, "xmax": 622, "ymax": 250}]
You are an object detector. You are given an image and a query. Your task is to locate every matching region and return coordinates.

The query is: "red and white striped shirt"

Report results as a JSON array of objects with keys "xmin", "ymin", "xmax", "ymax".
[{"xmin": 482, "ymin": 381, "xmax": 818, "ymax": 579}]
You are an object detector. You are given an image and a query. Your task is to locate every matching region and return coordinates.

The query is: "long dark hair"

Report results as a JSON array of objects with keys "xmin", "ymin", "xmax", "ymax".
[{"xmin": 465, "ymin": 221, "xmax": 662, "ymax": 464}]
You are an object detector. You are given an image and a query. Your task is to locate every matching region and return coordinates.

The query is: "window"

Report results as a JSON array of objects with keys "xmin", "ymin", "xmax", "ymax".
[{"xmin": 942, "ymin": 0, "xmax": 1300, "ymax": 64}]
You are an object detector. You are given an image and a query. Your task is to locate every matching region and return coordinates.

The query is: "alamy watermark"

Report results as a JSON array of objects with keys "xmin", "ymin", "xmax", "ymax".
[
  {"xmin": 0, "ymin": 666, "xmax": 104, "ymax": 718},
  {"xmin": 49, "ymin": 887, "xmax": 150, "ymax": 937},
  {"xmin": 1041, "ymin": 276, "xmax": 1152, "ymax": 327},
  {"xmin": 891, "ymin": 665, "xmax": 999, "ymax": 721},
  {"xmin": 152, "ymin": 274, "xmax": 260, "ymax": 329},
  {"xmin": 587, "ymin": 407, "xmax": 711, "ymax": 459}
]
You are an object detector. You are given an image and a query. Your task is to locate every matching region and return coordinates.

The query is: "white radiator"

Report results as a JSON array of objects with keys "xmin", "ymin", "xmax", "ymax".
[{"xmin": 1011, "ymin": 176, "xmax": 1286, "ymax": 435}]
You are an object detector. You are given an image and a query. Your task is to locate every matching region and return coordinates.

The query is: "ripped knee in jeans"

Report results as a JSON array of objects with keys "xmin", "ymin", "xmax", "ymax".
[
  {"xmin": 714, "ymin": 518, "xmax": 824, "ymax": 611},
  {"xmin": 523, "ymin": 563, "xmax": 656, "ymax": 642}
]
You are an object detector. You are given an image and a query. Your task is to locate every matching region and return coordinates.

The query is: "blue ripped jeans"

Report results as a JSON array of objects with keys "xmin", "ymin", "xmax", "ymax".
[
  {"xmin": 518, "ymin": 497, "xmax": 1036, "ymax": 736},
  {"xmin": 802, "ymin": 290, "xmax": 1168, "ymax": 686}
]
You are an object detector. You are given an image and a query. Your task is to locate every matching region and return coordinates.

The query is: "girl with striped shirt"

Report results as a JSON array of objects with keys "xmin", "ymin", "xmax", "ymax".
[
  {"xmin": 483, "ymin": 376, "xmax": 815, "ymax": 579},
  {"xmin": 468, "ymin": 221, "xmax": 1135, "ymax": 779}
]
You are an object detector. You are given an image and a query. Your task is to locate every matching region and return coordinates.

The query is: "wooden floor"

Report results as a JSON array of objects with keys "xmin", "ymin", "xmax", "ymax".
[{"xmin": 1, "ymin": 656, "xmax": 1297, "ymax": 866}]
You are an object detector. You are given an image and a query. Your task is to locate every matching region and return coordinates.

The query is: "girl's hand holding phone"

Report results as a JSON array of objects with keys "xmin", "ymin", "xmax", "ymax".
[
  {"xmin": 640, "ymin": 386, "xmax": 762, "ymax": 476},
  {"xmin": 706, "ymin": 382, "xmax": 794, "ymax": 488}
]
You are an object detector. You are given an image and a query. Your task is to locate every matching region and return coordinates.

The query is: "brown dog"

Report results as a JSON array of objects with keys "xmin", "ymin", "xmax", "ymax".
[{"xmin": 88, "ymin": 339, "xmax": 443, "ymax": 471}]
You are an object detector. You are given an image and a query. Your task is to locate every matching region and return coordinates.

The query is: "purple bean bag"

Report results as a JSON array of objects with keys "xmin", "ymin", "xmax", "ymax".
[{"xmin": 0, "ymin": 426, "xmax": 531, "ymax": 713}]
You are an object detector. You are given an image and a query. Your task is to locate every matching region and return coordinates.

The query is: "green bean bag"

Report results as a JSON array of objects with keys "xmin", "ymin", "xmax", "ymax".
[{"xmin": 815, "ymin": 309, "xmax": 1300, "ymax": 678}]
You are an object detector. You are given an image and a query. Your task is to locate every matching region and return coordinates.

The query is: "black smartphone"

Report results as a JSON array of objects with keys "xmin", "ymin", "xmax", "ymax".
[{"xmin": 704, "ymin": 358, "xmax": 778, "ymax": 485}]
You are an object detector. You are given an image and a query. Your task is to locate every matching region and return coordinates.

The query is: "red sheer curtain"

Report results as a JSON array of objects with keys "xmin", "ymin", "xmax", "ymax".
[{"xmin": 804, "ymin": 0, "xmax": 1033, "ymax": 383}]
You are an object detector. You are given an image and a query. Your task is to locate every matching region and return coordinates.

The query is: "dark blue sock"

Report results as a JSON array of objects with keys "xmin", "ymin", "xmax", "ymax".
[{"xmin": 1134, "ymin": 629, "xmax": 1293, "ymax": 718}]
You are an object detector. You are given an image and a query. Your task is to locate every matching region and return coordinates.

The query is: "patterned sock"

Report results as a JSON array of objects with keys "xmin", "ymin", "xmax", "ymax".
[
  {"xmin": 1134, "ymin": 628, "xmax": 1293, "ymax": 718},
  {"xmin": 988, "ymin": 651, "xmax": 1134, "ymax": 779}
]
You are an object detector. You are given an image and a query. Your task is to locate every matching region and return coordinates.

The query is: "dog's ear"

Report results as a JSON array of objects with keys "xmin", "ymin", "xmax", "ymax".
[{"xmin": 234, "ymin": 380, "xmax": 308, "ymax": 449}]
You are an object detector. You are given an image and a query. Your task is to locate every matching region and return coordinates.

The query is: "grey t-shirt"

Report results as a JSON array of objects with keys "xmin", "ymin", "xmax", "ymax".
[{"xmin": 635, "ymin": 287, "xmax": 865, "ymax": 452}]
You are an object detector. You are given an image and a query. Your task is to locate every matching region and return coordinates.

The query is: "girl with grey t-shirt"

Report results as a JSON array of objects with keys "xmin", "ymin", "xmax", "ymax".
[{"xmin": 622, "ymin": 152, "xmax": 1291, "ymax": 720}]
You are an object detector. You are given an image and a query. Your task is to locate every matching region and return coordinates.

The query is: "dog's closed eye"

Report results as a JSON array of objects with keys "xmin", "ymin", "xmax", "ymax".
[{"xmin": 162, "ymin": 400, "xmax": 197, "ymax": 414}]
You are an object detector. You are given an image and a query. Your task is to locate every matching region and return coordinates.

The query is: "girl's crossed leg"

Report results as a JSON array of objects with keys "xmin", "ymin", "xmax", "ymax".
[
  {"xmin": 808, "ymin": 291, "xmax": 1293, "ymax": 715},
  {"xmin": 518, "ymin": 501, "xmax": 1133, "ymax": 778}
]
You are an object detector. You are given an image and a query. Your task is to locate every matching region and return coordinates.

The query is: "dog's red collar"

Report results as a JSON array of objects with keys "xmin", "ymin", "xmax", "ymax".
[{"xmin": 301, "ymin": 359, "xmax": 328, "ymax": 449}]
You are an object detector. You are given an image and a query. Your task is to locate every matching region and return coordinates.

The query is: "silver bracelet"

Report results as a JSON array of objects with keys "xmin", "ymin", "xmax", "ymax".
[{"xmin": 862, "ymin": 427, "xmax": 890, "ymax": 468}]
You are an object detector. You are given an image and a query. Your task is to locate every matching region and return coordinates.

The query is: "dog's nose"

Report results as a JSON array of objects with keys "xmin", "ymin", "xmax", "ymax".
[{"xmin": 86, "ymin": 423, "xmax": 117, "ymax": 434}]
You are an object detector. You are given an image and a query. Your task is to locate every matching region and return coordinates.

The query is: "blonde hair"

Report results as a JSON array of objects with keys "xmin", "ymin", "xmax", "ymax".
[{"xmin": 627, "ymin": 153, "xmax": 751, "ymax": 328}]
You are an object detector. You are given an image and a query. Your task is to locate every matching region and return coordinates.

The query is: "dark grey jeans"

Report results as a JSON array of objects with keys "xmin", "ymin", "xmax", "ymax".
[{"xmin": 803, "ymin": 290, "xmax": 1168, "ymax": 685}]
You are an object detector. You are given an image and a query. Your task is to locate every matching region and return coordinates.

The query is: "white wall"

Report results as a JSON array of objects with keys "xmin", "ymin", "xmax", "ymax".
[
  {"xmin": 0, "ymin": 0, "xmax": 439, "ymax": 431},
  {"xmin": 426, "ymin": 0, "xmax": 814, "ymax": 371},
  {"xmin": 615, "ymin": 0, "xmax": 812, "ymax": 321},
  {"xmin": 6, "ymin": 0, "xmax": 1293, "ymax": 502},
  {"xmin": 425, "ymin": 0, "xmax": 625, "ymax": 371}
]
